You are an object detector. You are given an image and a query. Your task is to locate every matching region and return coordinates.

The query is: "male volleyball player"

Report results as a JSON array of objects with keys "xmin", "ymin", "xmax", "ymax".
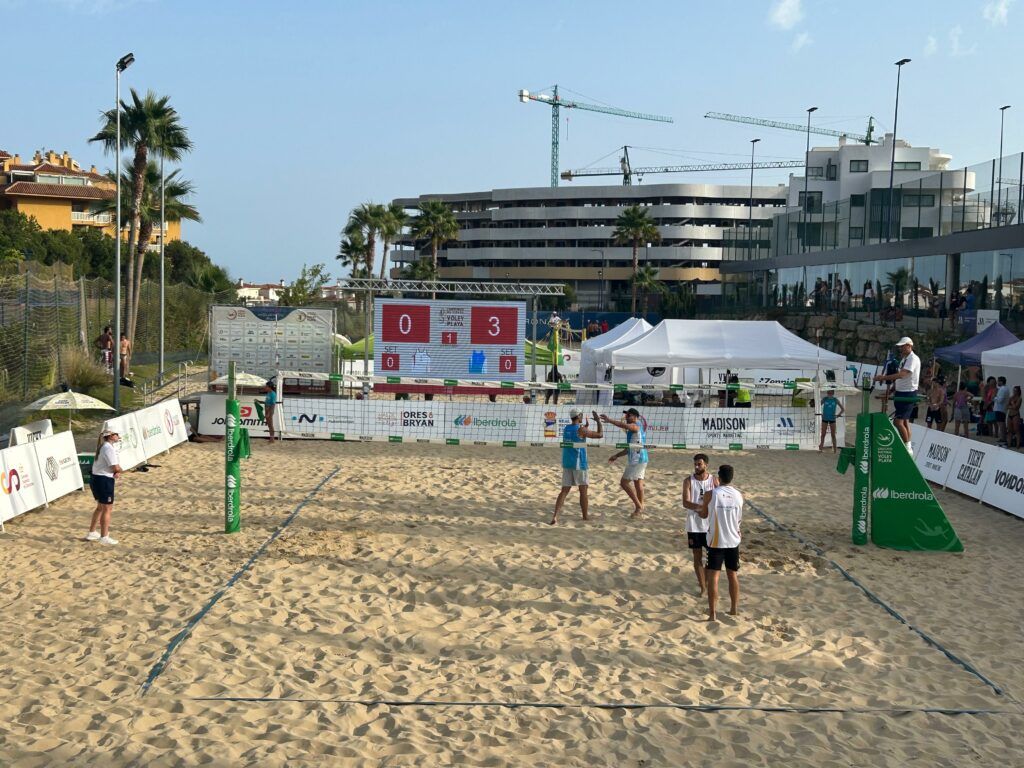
[
  {"xmin": 601, "ymin": 408, "xmax": 648, "ymax": 518},
  {"xmin": 681, "ymin": 453, "xmax": 717, "ymax": 596},
  {"xmin": 551, "ymin": 409, "xmax": 603, "ymax": 525},
  {"xmin": 699, "ymin": 464, "xmax": 743, "ymax": 621}
]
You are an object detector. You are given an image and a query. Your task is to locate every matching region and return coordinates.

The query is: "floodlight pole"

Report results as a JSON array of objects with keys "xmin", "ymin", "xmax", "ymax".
[
  {"xmin": 886, "ymin": 58, "xmax": 911, "ymax": 243},
  {"xmin": 159, "ymin": 153, "xmax": 165, "ymax": 385}
]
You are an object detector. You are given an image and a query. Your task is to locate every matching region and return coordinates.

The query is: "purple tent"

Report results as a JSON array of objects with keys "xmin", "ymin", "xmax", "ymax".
[{"xmin": 935, "ymin": 322, "xmax": 1020, "ymax": 366}]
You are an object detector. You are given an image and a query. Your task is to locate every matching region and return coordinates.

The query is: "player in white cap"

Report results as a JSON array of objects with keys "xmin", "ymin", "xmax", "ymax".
[
  {"xmin": 551, "ymin": 408, "xmax": 603, "ymax": 524},
  {"xmin": 874, "ymin": 336, "xmax": 920, "ymax": 454}
]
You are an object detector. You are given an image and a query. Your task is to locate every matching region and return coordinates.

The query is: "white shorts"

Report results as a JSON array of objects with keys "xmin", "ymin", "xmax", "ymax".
[
  {"xmin": 561, "ymin": 468, "xmax": 589, "ymax": 487},
  {"xmin": 621, "ymin": 463, "xmax": 647, "ymax": 481}
]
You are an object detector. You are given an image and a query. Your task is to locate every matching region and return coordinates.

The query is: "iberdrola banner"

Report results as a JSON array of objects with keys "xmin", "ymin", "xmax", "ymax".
[{"xmin": 868, "ymin": 413, "xmax": 962, "ymax": 552}]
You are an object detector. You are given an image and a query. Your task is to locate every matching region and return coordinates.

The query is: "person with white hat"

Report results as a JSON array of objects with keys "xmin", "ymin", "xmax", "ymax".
[
  {"xmin": 874, "ymin": 336, "xmax": 921, "ymax": 454},
  {"xmin": 551, "ymin": 408, "xmax": 602, "ymax": 525},
  {"xmin": 85, "ymin": 429, "xmax": 123, "ymax": 544}
]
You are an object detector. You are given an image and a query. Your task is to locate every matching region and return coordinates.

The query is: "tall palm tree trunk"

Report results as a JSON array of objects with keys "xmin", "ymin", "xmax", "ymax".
[
  {"xmin": 366, "ymin": 232, "xmax": 376, "ymax": 278},
  {"xmin": 125, "ymin": 144, "xmax": 148, "ymax": 342},
  {"xmin": 630, "ymin": 242, "xmax": 639, "ymax": 315},
  {"xmin": 130, "ymin": 220, "xmax": 154, "ymax": 362},
  {"xmin": 431, "ymin": 241, "xmax": 439, "ymax": 300},
  {"xmin": 379, "ymin": 237, "xmax": 390, "ymax": 280}
]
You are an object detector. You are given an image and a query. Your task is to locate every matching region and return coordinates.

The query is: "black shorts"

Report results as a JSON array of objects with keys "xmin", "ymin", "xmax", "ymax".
[
  {"xmin": 687, "ymin": 532, "xmax": 707, "ymax": 550},
  {"xmin": 90, "ymin": 475, "xmax": 115, "ymax": 504},
  {"xmin": 993, "ymin": 411, "xmax": 1006, "ymax": 424},
  {"xmin": 821, "ymin": 419, "xmax": 836, "ymax": 425},
  {"xmin": 926, "ymin": 408, "xmax": 943, "ymax": 424},
  {"xmin": 893, "ymin": 399, "xmax": 915, "ymax": 420},
  {"xmin": 706, "ymin": 546, "xmax": 740, "ymax": 571}
]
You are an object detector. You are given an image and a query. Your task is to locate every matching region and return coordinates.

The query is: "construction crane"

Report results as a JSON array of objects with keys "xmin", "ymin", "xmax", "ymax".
[
  {"xmin": 704, "ymin": 112, "xmax": 876, "ymax": 145},
  {"xmin": 518, "ymin": 85, "xmax": 673, "ymax": 187},
  {"xmin": 560, "ymin": 146, "xmax": 806, "ymax": 185}
]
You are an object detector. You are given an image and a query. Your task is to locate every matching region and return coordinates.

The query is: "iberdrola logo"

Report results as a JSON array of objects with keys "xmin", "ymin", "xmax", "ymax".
[
  {"xmin": 873, "ymin": 487, "xmax": 890, "ymax": 499},
  {"xmin": 453, "ymin": 415, "xmax": 473, "ymax": 426},
  {"xmin": 858, "ymin": 460, "xmax": 869, "ymax": 474},
  {"xmin": 873, "ymin": 487, "xmax": 933, "ymax": 501}
]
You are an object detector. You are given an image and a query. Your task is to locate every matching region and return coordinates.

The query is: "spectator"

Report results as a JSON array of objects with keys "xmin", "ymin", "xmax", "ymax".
[
  {"xmin": 841, "ymin": 279, "xmax": 852, "ymax": 312},
  {"xmin": 94, "ymin": 325, "xmax": 113, "ymax": 372},
  {"xmin": 980, "ymin": 376, "xmax": 997, "ymax": 436},
  {"xmin": 545, "ymin": 364, "xmax": 564, "ymax": 404},
  {"xmin": 863, "ymin": 282, "xmax": 874, "ymax": 313},
  {"xmin": 994, "ymin": 376, "xmax": 1010, "ymax": 446},
  {"xmin": 1007, "ymin": 385, "xmax": 1021, "ymax": 449},
  {"xmin": 952, "ymin": 382, "xmax": 972, "ymax": 438},
  {"xmin": 600, "ymin": 320, "xmax": 609, "ymax": 334}
]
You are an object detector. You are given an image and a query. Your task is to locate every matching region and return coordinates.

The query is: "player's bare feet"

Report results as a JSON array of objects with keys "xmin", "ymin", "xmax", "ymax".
[
  {"xmin": 818, "ymin": 445, "xmax": 824, "ymax": 452},
  {"xmin": 729, "ymin": 609, "xmax": 739, "ymax": 616},
  {"xmin": 707, "ymin": 612, "xmax": 717, "ymax": 622},
  {"xmin": 549, "ymin": 517, "xmax": 557, "ymax": 525}
]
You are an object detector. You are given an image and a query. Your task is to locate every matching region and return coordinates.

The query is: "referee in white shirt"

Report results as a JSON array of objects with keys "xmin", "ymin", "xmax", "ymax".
[{"xmin": 874, "ymin": 336, "xmax": 921, "ymax": 453}]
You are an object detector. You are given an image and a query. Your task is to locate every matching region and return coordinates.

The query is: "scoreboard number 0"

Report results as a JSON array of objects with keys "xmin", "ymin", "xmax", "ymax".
[{"xmin": 381, "ymin": 304, "xmax": 430, "ymax": 343}]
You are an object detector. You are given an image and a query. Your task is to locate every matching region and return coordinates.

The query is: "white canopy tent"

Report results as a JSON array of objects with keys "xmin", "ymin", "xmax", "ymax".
[
  {"xmin": 579, "ymin": 318, "xmax": 653, "ymax": 383},
  {"xmin": 981, "ymin": 339, "xmax": 1024, "ymax": 385},
  {"xmin": 609, "ymin": 320, "xmax": 846, "ymax": 371}
]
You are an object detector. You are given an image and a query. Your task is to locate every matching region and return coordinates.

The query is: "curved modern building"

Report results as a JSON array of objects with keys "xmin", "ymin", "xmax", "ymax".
[{"xmin": 391, "ymin": 182, "xmax": 789, "ymax": 309}]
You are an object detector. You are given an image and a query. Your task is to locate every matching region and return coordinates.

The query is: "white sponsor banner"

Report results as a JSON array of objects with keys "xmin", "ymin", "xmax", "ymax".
[
  {"xmin": 976, "ymin": 309, "xmax": 1000, "ymax": 335},
  {"xmin": 198, "ymin": 394, "xmax": 284, "ymax": 438},
  {"xmin": 159, "ymin": 399, "xmax": 188, "ymax": 449},
  {"xmin": 981, "ymin": 449, "xmax": 1024, "ymax": 519},
  {"xmin": 8, "ymin": 419, "xmax": 54, "ymax": 446},
  {"xmin": 210, "ymin": 305, "xmax": 334, "ymax": 379},
  {"xmin": 0, "ymin": 471, "xmax": 12, "ymax": 522},
  {"xmin": 944, "ymin": 438, "xmax": 996, "ymax": 499},
  {"xmin": 101, "ymin": 413, "xmax": 147, "ymax": 469},
  {"xmin": 913, "ymin": 428, "xmax": 959, "ymax": 486},
  {"xmin": 32, "ymin": 431, "xmax": 83, "ymax": 503},
  {"xmin": 447, "ymin": 402, "xmax": 525, "ymax": 444},
  {"xmin": 359, "ymin": 401, "xmax": 446, "ymax": 441},
  {"xmin": 135, "ymin": 405, "xmax": 171, "ymax": 458},
  {"xmin": 0, "ymin": 442, "xmax": 48, "ymax": 521}
]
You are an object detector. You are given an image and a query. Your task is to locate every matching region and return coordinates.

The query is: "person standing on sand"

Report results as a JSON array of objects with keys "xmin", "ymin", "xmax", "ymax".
[
  {"xmin": 699, "ymin": 464, "xmax": 743, "ymax": 621},
  {"xmin": 119, "ymin": 332, "xmax": 132, "ymax": 375},
  {"xmin": 874, "ymin": 336, "xmax": 920, "ymax": 455},
  {"xmin": 681, "ymin": 453, "xmax": 717, "ymax": 596},
  {"xmin": 551, "ymin": 409, "xmax": 603, "ymax": 525},
  {"xmin": 601, "ymin": 407, "xmax": 648, "ymax": 518},
  {"xmin": 819, "ymin": 389, "xmax": 845, "ymax": 452},
  {"xmin": 263, "ymin": 381, "xmax": 280, "ymax": 442},
  {"xmin": 85, "ymin": 429, "xmax": 123, "ymax": 545}
]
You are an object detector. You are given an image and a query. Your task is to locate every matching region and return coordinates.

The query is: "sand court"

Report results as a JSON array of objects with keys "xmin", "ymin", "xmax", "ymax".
[{"xmin": 2, "ymin": 440, "xmax": 1024, "ymax": 765}]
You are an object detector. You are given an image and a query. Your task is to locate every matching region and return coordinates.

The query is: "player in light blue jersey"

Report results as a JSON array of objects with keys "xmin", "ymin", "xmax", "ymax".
[
  {"xmin": 601, "ymin": 407, "xmax": 649, "ymax": 518},
  {"xmin": 551, "ymin": 409, "xmax": 603, "ymax": 525}
]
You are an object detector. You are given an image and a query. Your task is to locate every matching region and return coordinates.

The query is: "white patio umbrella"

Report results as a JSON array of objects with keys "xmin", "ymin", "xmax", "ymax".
[{"xmin": 25, "ymin": 390, "xmax": 115, "ymax": 431}]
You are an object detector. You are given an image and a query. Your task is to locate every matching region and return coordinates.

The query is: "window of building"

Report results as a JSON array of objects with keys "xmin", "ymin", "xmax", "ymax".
[
  {"xmin": 806, "ymin": 167, "xmax": 824, "ymax": 178},
  {"xmin": 798, "ymin": 191, "xmax": 823, "ymax": 213},
  {"xmin": 849, "ymin": 226, "xmax": 864, "ymax": 240},
  {"xmin": 893, "ymin": 161, "xmax": 922, "ymax": 171},
  {"xmin": 901, "ymin": 226, "xmax": 933, "ymax": 239},
  {"xmin": 850, "ymin": 194, "xmax": 865, "ymax": 207},
  {"xmin": 849, "ymin": 160, "xmax": 868, "ymax": 173},
  {"xmin": 826, "ymin": 162, "xmax": 837, "ymax": 181},
  {"xmin": 902, "ymin": 194, "xmax": 935, "ymax": 207}
]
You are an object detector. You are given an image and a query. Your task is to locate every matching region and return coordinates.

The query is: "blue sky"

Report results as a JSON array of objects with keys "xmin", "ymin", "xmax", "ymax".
[{"xmin": 2, "ymin": 0, "xmax": 1020, "ymax": 283}]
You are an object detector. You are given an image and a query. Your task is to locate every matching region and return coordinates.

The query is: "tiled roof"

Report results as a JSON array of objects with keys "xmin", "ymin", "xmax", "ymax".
[
  {"xmin": 6, "ymin": 162, "xmax": 107, "ymax": 181},
  {"xmin": 2, "ymin": 181, "xmax": 114, "ymax": 200},
  {"xmin": 0, "ymin": 150, "xmax": 11, "ymax": 160}
]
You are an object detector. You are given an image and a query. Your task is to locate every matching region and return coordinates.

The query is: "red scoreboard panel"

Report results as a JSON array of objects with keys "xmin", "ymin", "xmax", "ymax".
[{"xmin": 374, "ymin": 299, "xmax": 526, "ymax": 381}]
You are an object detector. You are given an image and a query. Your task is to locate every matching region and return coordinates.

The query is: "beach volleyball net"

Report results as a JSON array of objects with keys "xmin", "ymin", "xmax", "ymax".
[{"xmin": 244, "ymin": 371, "xmax": 849, "ymax": 450}]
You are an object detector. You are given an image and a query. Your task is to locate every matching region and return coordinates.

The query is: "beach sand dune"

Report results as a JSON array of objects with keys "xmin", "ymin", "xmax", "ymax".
[{"xmin": 1, "ymin": 440, "xmax": 1022, "ymax": 766}]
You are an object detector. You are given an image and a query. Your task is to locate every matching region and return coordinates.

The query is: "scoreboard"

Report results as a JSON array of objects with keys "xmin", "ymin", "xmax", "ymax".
[{"xmin": 373, "ymin": 299, "xmax": 526, "ymax": 380}]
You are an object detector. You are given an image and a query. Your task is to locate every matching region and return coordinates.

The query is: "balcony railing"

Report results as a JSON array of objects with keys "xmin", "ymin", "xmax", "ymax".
[{"xmin": 71, "ymin": 211, "xmax": 113, "ymax": 224}]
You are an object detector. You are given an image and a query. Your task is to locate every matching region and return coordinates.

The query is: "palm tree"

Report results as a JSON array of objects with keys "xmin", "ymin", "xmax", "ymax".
[
  {"xmin": 612, "ymin": 205, "xmax": 661, "ymax": 315},
  {"xmin": 631, "ymin": 264, "xmax": 666, "ymax": 316},
  {"xmin": 98, "ymin": 161, "xmax": 201, "ymax": 350},
  {"xmin": 377, "ymin": 202, "xmax": 408, "ymax": 280},
  {"xmin": 345, "ymin": 203, "xmax": 387, "ymax": 277},
  {"xmin": 90, "ymin": 89, "xmax": 192, "ymax": 343},
  {"xmin": 402, "ymin": 257, "xmax": 438, "ymax": 281},
  {"xmin": 411, "ymin": 200, "xmax": 458, "ymax": 299},
  {"xmin": 885, "ymin": 267, "xmax": 910, "ymax": 308},
  {"xmin": 337, "ymin": 230, "xmax": 369, "ymax": 311}
]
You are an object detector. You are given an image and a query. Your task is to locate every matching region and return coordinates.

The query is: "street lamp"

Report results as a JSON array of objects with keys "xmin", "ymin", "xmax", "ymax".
[
  {"xmin": 748, "ymin": 138, "xmax": 760, "ymax": 259},
  {"xmin": 802, "ymin": 107, "xmax": 817, "ymax": 253},
  {"xmin": 158, "ymin": 152, "xmax": 165, "ymax": 385},
  {"xmin": 590, "ymin": 248, "xmax": 605, "ymax": 312},
  {"xmin": 113, "ymin": 52, "xmax": 134, "ymax": 412},
  {"xmin": 886, "ymin": 58, "xmax": 911, "ymax": 243},
  {"xmin": 998, "ymin": 105, "xmax": 1011, "ymax": 226}
]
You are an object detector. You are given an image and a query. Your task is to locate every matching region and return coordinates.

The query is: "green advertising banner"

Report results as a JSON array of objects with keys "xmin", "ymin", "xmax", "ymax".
[
  {"xmin": 851, "ymin": 413, "xmax": 871, "ymax": 546},
  {"xmin": 868, "ymin": 413, "xmax": 962, "ymax": 552}
]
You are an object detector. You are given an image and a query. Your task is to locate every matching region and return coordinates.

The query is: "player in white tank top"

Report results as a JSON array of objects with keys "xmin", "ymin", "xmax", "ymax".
[{"xmin": 681, "ymin": 454, "xmax": 718, "ymax": 596}]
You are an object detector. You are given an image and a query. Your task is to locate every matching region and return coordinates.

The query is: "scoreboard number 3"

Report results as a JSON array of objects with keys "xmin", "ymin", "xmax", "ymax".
[{"xmin": 471, "ymin": 306, "xmax": 518, "ymax": 344}]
